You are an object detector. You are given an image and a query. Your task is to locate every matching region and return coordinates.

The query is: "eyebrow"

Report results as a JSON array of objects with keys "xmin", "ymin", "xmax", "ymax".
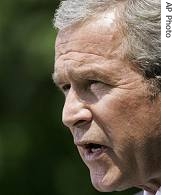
[
  {"xmin": 74, "ymin": 68, "xmax": 105, "ymax": 80},
  {"xmin": 52, "ymin": 65, "xmax": 118, "ymax": 89}
]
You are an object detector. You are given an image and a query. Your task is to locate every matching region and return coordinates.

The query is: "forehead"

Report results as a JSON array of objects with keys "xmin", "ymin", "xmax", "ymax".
[
  {"xmin": 55, "ymin": 11, "xmax": 125, "ymax": 58},
  {"xmin": 53, "ymin": 11, "xmax": 128, "ymax": 84},
  {"xmin": 57, "ymin": 10, "xmax": 117, "ymax": 40}
]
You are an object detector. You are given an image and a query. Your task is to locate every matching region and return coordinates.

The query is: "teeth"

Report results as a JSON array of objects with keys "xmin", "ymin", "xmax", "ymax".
[
  {"xmin": 84, "ymin": 143, "xmax": 107, "ymax": 153},
  {"xmin": 91, "ymin": 147, "xmax": 102, "ymax": 153}
]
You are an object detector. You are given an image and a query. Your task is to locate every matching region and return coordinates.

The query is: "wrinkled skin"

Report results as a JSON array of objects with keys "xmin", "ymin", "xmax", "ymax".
[{"xmin": 53, "ymin": 11, "xmax": 161, "ymax": 193}]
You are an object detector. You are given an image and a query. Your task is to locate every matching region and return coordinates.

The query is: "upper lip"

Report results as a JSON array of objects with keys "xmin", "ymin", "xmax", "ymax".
[{"xmin": 74, "ymin": 140, "xmax": 108, "ymax": 148}]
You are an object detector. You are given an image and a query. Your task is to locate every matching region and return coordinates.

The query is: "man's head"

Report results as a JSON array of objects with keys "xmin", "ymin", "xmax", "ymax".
[{"xmin": 52, "ymin": 0, "xmax": 161, "ymax": 193}]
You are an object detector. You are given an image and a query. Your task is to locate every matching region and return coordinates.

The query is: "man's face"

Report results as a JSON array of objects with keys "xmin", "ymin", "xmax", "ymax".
[{"xmin": 53, "ymin": 13, "xmax": 161, "ymax": 192}]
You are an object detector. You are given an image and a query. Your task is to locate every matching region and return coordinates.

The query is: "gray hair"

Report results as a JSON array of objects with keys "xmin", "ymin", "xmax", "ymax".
[{"xmin": 54, "ymin": 0, "xmax": 161, "ymax": 95}]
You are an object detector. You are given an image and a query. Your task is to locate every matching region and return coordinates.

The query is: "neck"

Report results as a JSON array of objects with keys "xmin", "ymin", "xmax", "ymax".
[{"xmin": 137, "ymin": 177, "xmax": 161, "ymax": 194}]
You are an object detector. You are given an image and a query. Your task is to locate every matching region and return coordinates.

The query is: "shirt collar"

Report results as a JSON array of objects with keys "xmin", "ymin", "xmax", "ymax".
[{"xmin": 144, "ymin": 187, "xmax": 161, "ymax": 195}]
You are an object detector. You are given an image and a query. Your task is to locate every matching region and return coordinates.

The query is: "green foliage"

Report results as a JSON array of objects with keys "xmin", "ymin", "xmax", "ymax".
[{"xmin": 0, "ymin": 0, "xmax": 140, "ymax": 194}]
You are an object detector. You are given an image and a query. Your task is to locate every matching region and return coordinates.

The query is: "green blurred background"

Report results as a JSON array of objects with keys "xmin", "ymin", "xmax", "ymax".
[{"xmin": 0, "ymin": 0, "xmax": 140, "ymax": 194}]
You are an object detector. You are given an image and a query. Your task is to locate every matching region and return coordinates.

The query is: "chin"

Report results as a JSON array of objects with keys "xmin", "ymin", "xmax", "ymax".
[
  {"xmin": 91, "ymin": 178, "xmax": 115, "ymax": 192},
  {"xmin": 89, "ymin": 166, "xmax": 129, "ymax": 192}
]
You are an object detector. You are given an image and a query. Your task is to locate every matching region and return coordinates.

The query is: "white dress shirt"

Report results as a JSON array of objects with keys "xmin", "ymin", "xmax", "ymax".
[
  {"xmin": 135, "ymin": 187, "xmax": 161, "ymax": 195},
  {"xmin": 144, "ymin": 187, "xmax": 161, "ymax": 195}
]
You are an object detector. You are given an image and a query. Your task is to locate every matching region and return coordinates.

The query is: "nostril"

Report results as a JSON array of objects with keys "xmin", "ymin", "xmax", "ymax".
[
  {"xmin": 74, "ymin": 120, "xmax": 90, "ymax": 128},
  {"xmin": 62, "ymin": 100, "xmax": 92, "ymax": 128}
]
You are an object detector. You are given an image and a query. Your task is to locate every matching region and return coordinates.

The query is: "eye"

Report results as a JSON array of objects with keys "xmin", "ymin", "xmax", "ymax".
[
  {"xmin": 87, "ymin": 79, "xmax": 109, "ymax": 97},
  {"xmin": 88, "ymin": 80, "xmax": 101, "ymax": 85},
  {"xmin": 87, "ymin": 79, "xmax": 104, "ymax": 90},
  {"xmin": 62, "ymin": 84, "xmax": 71, "ymax": 92}
]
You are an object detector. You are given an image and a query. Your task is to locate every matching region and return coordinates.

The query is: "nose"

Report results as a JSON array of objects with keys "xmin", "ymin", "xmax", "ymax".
[{"xmin": 62, "ymin": 88, "xmax": 92, "ymax": 129}]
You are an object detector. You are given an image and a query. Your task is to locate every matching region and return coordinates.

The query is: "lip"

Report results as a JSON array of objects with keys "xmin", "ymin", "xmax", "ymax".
[
  {"xmin": 84, "ymin": 145, "xmax": 108, "ymax": 162},
  {"xmin": 75, "ymin": 140, "xmax": 109, "ymax": 162}
]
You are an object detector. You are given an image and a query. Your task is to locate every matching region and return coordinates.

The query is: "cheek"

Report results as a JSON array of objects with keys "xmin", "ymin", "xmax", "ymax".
[
  {"xmin": 92, "ymin": 93, "xmax": 160, "ymax": 148},
  {"xmin": 93, "ymin": 93, "xmax": 141, "ymax": 132}
]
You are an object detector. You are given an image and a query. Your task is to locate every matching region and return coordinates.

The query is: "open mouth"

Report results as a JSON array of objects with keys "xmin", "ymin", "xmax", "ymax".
[
  {"xmin": 75, "ymin": 140, "xmax": 109, "ymax": 161},
  {"xmin": 84, "ymin": 143, "xmax": 107, "ymax": 154},
  {"xmin": 80, "ymin": 143, "xmax": 109, "ymax": 161}
]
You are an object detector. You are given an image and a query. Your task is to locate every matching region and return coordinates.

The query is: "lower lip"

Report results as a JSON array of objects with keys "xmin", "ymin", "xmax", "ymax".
[{"xmin": 83, "ymin": 147, "xmax": 108, "ymax": 162}]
